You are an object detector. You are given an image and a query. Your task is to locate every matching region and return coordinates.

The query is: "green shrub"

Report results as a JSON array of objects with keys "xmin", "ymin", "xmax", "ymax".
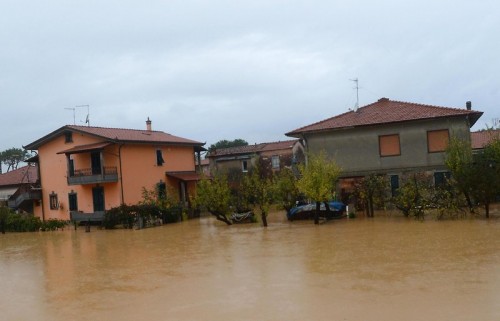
[
  {"xmin": 103, "ymin": 204, "xmax": 181, "ymax": 229},
  {"xmin": 0, "ymin": 207, "xmax": 67, "ymax": 232}
]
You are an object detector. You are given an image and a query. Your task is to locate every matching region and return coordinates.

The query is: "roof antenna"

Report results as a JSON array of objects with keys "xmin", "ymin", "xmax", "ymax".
[
  {"xmin": 64, "ymin": 107, "xmax": 76, "ymax": 125},
  {"xmin": 350, "ymin": 78, "xmax": 359, "ymax": 111},
  {"xmin": 76, "ymin": 105, "xmax": 90, "ymax": 126}
]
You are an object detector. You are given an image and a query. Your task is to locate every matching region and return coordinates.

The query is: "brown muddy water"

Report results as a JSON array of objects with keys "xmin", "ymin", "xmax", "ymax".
[{"xmin": 1, "ymin": 212, "xmax": 499, "ymax": 321}]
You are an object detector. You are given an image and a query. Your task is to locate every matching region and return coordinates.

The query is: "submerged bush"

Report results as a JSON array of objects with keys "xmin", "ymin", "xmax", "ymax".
[
  {"xmin": 103, "ymin": 204, "xmax": 181, "ymax": 229},
  {"xmin": 0, "ymin": 207, "xmax": 67, "ymax": 232}
]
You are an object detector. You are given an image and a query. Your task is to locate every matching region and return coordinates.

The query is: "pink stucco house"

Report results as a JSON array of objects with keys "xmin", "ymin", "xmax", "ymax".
[{"xmin": 24, "ymin": 119, "xmax": 205, "ymax": 221}]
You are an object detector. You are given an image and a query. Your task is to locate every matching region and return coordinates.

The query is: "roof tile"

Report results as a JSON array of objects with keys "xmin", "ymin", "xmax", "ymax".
[
  {"xmin": 0, "ymin": 165, "xmax": 38, "ymax": 186},
  {"xmin": 286, "ymin": 98, "xmax": 483, "ymax": 136},
  {"xmin": 471, "ymin": 129, "xmax": 500, "ymax": 149}
]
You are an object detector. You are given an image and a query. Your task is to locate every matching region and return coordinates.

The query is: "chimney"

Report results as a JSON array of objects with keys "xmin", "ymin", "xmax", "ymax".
[
  {"xmin": 146, "ymin": 117, "xmax": 152, "ymax": 131},
  {"xmin": 466, "ymin": 101, "xmax": 472, "ymax": 111}
]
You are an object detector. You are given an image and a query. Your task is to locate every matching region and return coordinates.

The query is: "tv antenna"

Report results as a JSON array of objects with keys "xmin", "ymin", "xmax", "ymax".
[
  {"xmin": 64, "ymin": 107, "xmax": 76, "ymax": 125},
  {"xmin": 76, "ymin": 105, "xmax": 90, "ymax": 126},
  {"xmin": 350, "ymin": 78, "xmax": 359, "ymax": 111}
]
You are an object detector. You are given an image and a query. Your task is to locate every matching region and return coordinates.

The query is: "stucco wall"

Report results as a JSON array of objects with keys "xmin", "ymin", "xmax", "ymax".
[
  {"xmin": 120, "ymin": 144, "xmax": 196, "ymax": 205},
  {"xmin": 305, "ymin": 117, "xmax": 471, "ymax": 177}
]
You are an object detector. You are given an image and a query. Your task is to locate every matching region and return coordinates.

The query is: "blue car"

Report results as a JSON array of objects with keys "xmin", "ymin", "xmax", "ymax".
[{"xmin": 287, "ymin": 201, "xmax": 346, "ymax": 221}]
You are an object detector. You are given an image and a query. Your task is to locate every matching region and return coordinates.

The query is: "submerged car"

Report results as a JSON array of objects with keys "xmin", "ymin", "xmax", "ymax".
[{"xmin": 287, "ymin": 201, "xmax": 346, "ymax": 221}]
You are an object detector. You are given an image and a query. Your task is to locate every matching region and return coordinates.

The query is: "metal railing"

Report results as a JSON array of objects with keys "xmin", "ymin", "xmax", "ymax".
[
  {"xmin": 8, "ymin": 191, "xmax": 42, "ymax": 208},
  {"xmin": 68, "ymin": 166, "xmax": 118, "ymax": 185}
]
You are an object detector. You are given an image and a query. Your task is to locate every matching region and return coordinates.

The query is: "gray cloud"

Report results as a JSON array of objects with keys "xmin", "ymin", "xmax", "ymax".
[{"xmin": 1, "ymin": 0, "xmax": 499, "ymax": 158}]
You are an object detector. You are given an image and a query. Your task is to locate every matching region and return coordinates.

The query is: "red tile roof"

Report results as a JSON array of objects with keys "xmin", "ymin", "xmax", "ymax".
[
  {"xmin": 25, "ymin": 125, "xmax": 205, "ymax": 150},
  {"xmin": 207, "ymin": 139, "xmax": 298, "ymax": 157},
  {"xmin": 208, "ymin": 144, "xmax": 265, "ymax": 157},
  {"xmin": 471, "ymin": 130, "xmax": 500, "ymax": 149},
  {"xmin": 260, "ymin": 140, "xmax": 298, "ymax": 152},
  {"xmin": 286, "ymin": 98, "xmax": 483, "ymax": 137},
  {"xmin": 0, "ymin": 165, "xmax": 38, "ymax": 186}
]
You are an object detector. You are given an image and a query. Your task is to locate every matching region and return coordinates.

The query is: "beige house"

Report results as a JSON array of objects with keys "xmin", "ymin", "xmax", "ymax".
[{"xmin": 286, "ymin": 98, "xmax": 483, "ymax": 203}]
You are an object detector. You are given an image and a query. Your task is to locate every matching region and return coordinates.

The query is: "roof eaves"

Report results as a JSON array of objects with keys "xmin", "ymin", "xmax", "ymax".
[{"xmin": 24, "ymin": 125, "xmax": 73, "ymax": 150}]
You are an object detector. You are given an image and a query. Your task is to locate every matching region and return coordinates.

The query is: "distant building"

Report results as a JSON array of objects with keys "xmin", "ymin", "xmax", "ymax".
[
  {"xmin": 207, "ymin": 140, "xmax": 301, "ymax": 176},
  {"xmin": 24, "ymin": 119, "xmax": 205, "ymax": 221},
  {"xmin": 471, "ymin": 129, "xmax": 500, "ymax": 152},
  {"xmin": 0, "ymin": 164, "xmax": 40, "ymax": 213},
  {"xmin": 286, "ymin": 98, "xmax": 483, "ymax": 203}
]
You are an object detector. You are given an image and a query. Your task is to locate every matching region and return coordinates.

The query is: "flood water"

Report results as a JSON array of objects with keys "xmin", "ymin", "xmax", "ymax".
[{"xmin": 1, "ymin": 212, "xmax": 499, "ymax": 321}]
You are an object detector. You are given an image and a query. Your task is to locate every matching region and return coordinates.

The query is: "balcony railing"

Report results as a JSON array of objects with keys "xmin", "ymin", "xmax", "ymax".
[
  {"xmin": 8, "ymin": 190, "xmax": 42, "ymax": 209},
  {"xmin": 70, "ymin": 211, "xmax": 105, "ymax": 222},
  {"xmin": 67, "ymin": 166, "xmax": 118, "ymax": 185}
]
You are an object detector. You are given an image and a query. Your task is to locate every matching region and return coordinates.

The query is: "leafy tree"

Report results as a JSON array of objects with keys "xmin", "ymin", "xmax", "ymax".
[
  {"xmin": 274, "ymin": 167, "xmax": 301, "ymax": 213},
  {"xmin": 296, "ymin": 151, "xmax": 341, "ymax": 224},
  {"xmin": 445, "ymin": 138, "xmax": 475, "ymax": 212},
  {"xmin": 470, "ymin": 139, "xmax": 500, "ymax": 218},
  {"xmin": 352, "ymin": 174, "xmax": 389, "ymax": 217},
  {"xmin": 391, "ymin": 173, "xmax": 433, "ymax": 219},
  {"xmin": 140, "ymin": 183, "xmax": 179, "ymax": 210},
  {"xmin": 241, "ymin": 160, "xmax": 275, "ymax": 227},
  {"xmin": 0, "ymin": 148, "xmax": 31, "ymax": 173},
  {"xmin": 195, "ymin": 175, "xmax": 233, "ymax": 225},
  {"xmin": 208, "ymin": 139, "xmax": 248, "ymax": 152}
]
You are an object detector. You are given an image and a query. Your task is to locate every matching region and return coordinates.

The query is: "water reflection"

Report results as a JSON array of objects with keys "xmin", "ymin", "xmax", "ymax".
[{"xmin": 1, "ymin": 214, "xmax": 499, "ymax": 321}]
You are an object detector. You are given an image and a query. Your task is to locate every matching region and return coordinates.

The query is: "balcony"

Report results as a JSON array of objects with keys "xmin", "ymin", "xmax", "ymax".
[
  {"xmin": 8, "ymin": 190, "xmax": 42, "ymax": 209},
  {"xmin": 67, "ymin": 166, "xmax": 118, "ymax": 185}
]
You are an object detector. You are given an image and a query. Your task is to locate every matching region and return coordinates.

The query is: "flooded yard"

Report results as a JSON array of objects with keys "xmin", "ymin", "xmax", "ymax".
[{"xmin": 1, "ymin": 211, "xmax": 499, "ymax": 321}]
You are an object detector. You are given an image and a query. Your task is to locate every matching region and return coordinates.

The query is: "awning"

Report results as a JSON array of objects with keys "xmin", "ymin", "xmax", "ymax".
[
  {"xmin": 57, "ymin": 142, "xmax": 113, "ymax": 155},
  {"xmin": 0, "ymin": 187, "xmax": 18, "ymax": 201},
  {"xmin": 166, "ymin": 171, "xmax": 202, "ymax": 181}
]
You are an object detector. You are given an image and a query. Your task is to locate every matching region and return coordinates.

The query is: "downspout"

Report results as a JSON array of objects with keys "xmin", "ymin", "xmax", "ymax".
[
  {"xmin": 39, "ymin": 156, "xmax": 45, "ymax": 222},
  {"xmin": 118, "ymin": 144, "xmax": 125, "ymax": 205}
]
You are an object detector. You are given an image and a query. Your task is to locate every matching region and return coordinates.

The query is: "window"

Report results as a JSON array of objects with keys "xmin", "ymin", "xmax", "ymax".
[
  {"xmin": 427, "ymin": 129, "xmax": 449, "ymax": 153},
  {"xmin": 390, "ymin": 175, "xmax": 399, "ymax": 197},
  {"xmin": 242, "ymin": 160, "xmax": 248, "ymax": 172},
  {"xmin": 379, "ymin": 134, "xmax": 401, "ymax": 157},
  {"xmin": 68, "ymin": 192, "xmax": 78, "ymax": 211},
  {"xmin": 49, "ymin": 192, "xmax": 58, "ymax": 210},
  {"xmin": 156, "ymin": 149, "xmax": 165, "ymax": 166},
  {"xmin": 64, "ymin": 131, "xmax": 73, "ymax": 143},
  {"xmin": 434, "ymin": 171, "xmax": 451, "ymax": 188},
  {"xmin": 157, "ymin": 181, "xmax": 166, "ymax": 200},
  {"xmin": 271, "ymin": 155, "xmax": 280, "ymax": 169}
]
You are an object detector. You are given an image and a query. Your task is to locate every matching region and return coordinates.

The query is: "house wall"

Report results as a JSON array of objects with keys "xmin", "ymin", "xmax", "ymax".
[
  {"xmin": 210, "ymin": 156, "xmax": 254, "ymax": 174},
  {"xmin": 120, "ymin": 144, "xmax": 196, "ymax": 205},
  {"xmin": 304, "ymin": 117, "xmax": 471, "ymax": 177},
  {"xmin": 35, "ymin": 131, "xmax": 197, "ymax": 220},
  {"xmin": 36, "ymin": 133, "xmax": 106, "ymax": 220}
]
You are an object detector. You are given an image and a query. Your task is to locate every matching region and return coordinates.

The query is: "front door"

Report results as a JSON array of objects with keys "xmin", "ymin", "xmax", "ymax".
[
  {"xmin": 92, "ymin": 186, "xmax": 105, "ymax": 212},
  {"xmin": 91, "ymin": 152, "xmax": 102, "ymax": 175}
]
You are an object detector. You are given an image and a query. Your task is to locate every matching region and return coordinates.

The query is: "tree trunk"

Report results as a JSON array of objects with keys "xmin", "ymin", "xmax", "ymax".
[
  {"xmin": 464, "ymin": 191, "xmax": 475, "ymax": 214},
  {"xmin": 261, "ymin": 211, "xmax": 268, "ymax": 227},
  {"xmin": 211, "ymin": 211, "xmax": 232, "ymax": 225},
  {"xmin": 485, "ymin": 202, "xmax": 490, "ymax": 219},
  {"xmin": 314, "ymin": 201, "xmax": 320, "ymax": 225},
  {"xmin": 368, "ymin": 196, "xmax": 374, "ymax": 217},
  {"xmin": 324, "ymin": 202, "xmax": 331, "ymax": 220}
]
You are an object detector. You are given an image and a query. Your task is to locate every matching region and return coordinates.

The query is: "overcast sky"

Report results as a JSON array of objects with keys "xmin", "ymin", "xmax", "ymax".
[{"xmin": 1, "ymin": 0, "xmax": 499, "ymax": 159}]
